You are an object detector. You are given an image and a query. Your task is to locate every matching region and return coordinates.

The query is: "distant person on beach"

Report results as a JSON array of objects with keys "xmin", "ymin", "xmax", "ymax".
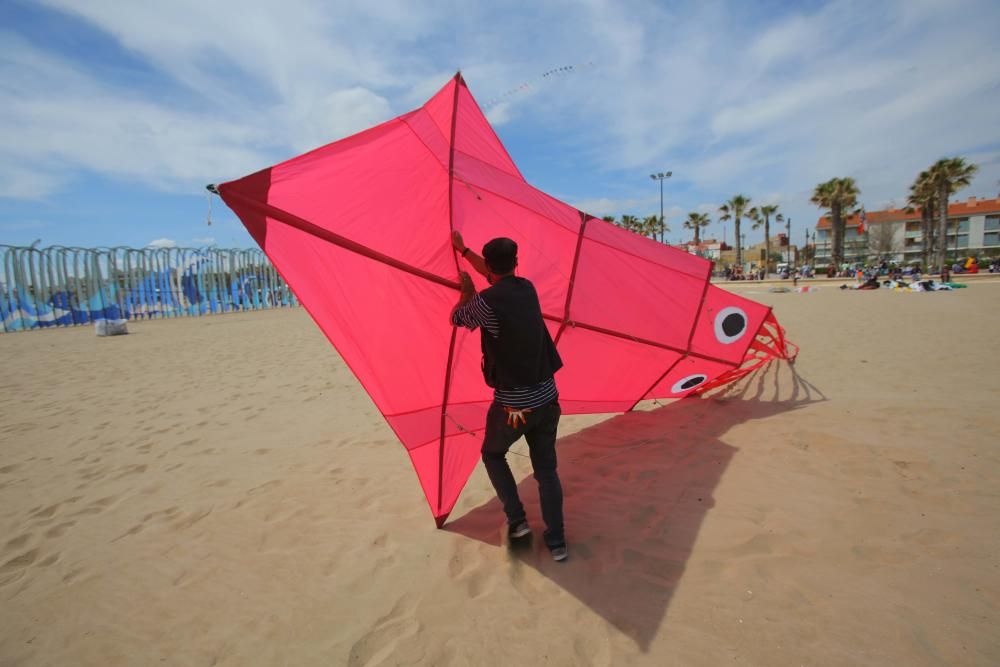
[{"xmin": 450, "ymin": 231, "xmax": 568, "ymax": 562}]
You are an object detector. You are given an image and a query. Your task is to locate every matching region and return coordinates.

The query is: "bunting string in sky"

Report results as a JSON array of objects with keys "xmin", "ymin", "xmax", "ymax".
[{"xmin": 481, "ymin": 61, "xmax": 597, "ymax": 108}]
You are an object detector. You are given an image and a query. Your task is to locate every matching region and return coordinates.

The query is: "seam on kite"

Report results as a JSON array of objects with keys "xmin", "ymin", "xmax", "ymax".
[
  {"xmin": 384, "ymin": 398, "xmax": 492, "ymax": 419},
  {"xmin": 408, "ymin": 425, "xmax": 488, "ymax": 452},
  {"xmin": 400, "ymin": 113, "xmax": 452, "ymax": 176},
  {"xmin": 683, "ymin": 263, "xmax": 715, "ymax": 351}
]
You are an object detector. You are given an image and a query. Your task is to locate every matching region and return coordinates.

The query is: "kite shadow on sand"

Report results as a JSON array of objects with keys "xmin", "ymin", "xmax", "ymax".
[{"xmin": 445, "ymin": 359, "xmax": 825, "ymax": 650}]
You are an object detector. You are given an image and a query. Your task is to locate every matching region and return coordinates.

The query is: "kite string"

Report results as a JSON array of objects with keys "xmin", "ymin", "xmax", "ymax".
[{"xmin": 444, "ymin": 411, "xmax": 479, "ymax": 439}]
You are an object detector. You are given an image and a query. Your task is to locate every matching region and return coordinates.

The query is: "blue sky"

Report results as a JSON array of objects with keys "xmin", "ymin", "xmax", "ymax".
[{"xmin": 2, "ymin": 0, "xmax": 999, "ymax": 250}]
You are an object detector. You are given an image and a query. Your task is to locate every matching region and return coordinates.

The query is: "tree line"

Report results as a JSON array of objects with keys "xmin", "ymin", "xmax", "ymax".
[
  {"xmin": 602, "ymin": 199, "xmax": 786, "ymax": 272},
  {"xmin": 599, "ymin": 155, "xmax": 978, "ymax": 271}
]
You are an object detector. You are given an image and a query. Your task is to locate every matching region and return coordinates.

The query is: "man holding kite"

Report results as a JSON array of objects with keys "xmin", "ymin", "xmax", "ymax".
[{"xmin": 450, "ymin": 231, "xmax": 568, "ymax": 562}]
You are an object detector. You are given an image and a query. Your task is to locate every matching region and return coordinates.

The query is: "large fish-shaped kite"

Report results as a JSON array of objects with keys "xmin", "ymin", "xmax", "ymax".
[{"xmin": 214, "ymin": 73, "xmax": 796, "ymax": 526}]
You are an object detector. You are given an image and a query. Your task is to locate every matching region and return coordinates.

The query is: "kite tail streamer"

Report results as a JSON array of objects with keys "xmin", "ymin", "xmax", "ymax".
[{"xmin": 693, "ymin": 312, "xmax": 797, "ymax": 396}]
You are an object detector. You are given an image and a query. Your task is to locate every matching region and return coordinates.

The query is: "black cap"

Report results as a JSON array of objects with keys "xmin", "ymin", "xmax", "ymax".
[{"xmin": 482, "ymin": 237, "xmax": 517, "ymax": 274}]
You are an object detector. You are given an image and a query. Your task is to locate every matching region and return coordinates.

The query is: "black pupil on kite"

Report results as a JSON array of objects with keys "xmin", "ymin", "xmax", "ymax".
[
  {"xmin": 681, "ymin": 376, "xmax": 705, "ymax": 390},
  {"xmin": 722, "ymin": 313, "xmax": 745, "ymax": 337}
]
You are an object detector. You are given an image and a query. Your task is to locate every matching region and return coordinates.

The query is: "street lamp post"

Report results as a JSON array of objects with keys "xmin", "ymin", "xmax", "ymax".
[
  {"xmin": 785, "ymin": 217, "xmax": 792, "ymax": 264},
  {"xmin": 649, "ymin": 172, "xmax": 672, "ymax": 243}
]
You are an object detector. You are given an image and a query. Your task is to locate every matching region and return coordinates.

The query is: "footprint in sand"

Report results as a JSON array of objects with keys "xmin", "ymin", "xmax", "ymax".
[
  {"xmin": 112, "ymin": 524, "xmax": 144, "ymax": 542},
  {"xmin": 5, "ymin": 533, "xmax": 32, "ymax": 551},
  {"xmin": 246, "ymin": 480, "xmax": 282, "ymax": 496},
  {"xmin": 347, "ymin": 594, "xmax": 422, "ymax": 667},
  {"xmin": 93, "ymin": 495, "xmax": 118, "ymax": 508},
  {"xmin": 447, "ymin": 540, "xmax": 494, "ymax": 600},
  {"xmin": 115, "ymin": 464, "xmax": 147, "ymax": 479},
  {"xmin": 45, "ymin": 522, "xmax": 76, "ymax": 538},
  {"xmin": 170, "ymin": 507, "xmax": 213, "ymax": 530},
  {"xmin": 1, "ymin": 549, "xmax": 39, "ymax": 575},
  {"xmin": 30, "ymin": 503, "xmax": 61, "ymax": 520}
]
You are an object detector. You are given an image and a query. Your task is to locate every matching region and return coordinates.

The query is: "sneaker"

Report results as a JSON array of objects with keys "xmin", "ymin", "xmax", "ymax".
[
  {"xmin": 549, "ymin": 544, "xmax": 568, "ymax": 562},
  {"xmin": 507, "ymin": 521, "xmax": 531, "ymax": 539}
]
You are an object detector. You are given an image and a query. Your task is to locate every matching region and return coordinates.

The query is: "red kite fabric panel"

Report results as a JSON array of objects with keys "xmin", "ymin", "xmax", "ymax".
[{"xmin": 217, "ymin": 74, "xmax": 795, "ymax": 526}]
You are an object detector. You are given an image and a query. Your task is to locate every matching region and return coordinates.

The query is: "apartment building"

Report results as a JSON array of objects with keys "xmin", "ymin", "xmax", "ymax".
[{"xmin": 813, "ymin": 196, "xmax": 1000, "ymax": 265}]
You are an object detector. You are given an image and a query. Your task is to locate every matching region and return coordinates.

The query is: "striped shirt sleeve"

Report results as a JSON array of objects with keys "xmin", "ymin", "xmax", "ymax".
[{"xmin": 451, "ymin": 293, "xmax": 500, "ymax": 337}]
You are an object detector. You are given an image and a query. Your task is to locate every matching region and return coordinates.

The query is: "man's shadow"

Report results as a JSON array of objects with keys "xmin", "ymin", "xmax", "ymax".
[{"xmin": 445, "ymin": 359, "xmax": 824, "ymax": 650}]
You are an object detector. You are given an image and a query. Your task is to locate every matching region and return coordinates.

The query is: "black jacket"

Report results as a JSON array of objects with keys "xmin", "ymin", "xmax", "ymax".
[{"xmin": 478, "ymin": 276, "xmax": 563, "ymax": 389}]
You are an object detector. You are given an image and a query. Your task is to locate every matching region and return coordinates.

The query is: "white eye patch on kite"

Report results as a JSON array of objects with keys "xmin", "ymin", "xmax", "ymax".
[
  {"xmin": 714, "ymin": 306, "xmax": 748, "ymax": 344},
  {"xmin": 671, "ymin": 374, "xmax": 707, "ymax": 394}
]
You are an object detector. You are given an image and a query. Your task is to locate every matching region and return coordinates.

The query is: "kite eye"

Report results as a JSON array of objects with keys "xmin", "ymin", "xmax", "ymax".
[
  {"xmin": 714, "ymin": 306, "xmax": 748, "ymax": 344},
  {"xmin": 671, "ymin": 374, "xmax": 707, "ymax": 394}
]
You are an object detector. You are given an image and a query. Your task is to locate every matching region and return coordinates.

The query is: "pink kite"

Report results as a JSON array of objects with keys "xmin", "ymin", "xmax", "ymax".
[{"xmin": 215, "ymin": 73, "xmax": 796, "ymax": 526}]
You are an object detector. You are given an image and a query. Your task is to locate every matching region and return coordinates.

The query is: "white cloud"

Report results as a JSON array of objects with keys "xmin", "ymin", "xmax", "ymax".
[
  {"xmin": 285, "ymin": 87, "xmax": 394, "ymax": 152},
  {"xmin": 147, "ymin": 238, "xmax": 177, "ymax": 249},
  {"xmin": 568, "ymin": 195, "xmax": 657, "ymax": 217},
  {"xmin": 485, "ymin": 102, "xmax": 513, "ymax": 127},
  {"xmin": 0, "ymin": 162, "xmax": 64, "ymax": 200}
]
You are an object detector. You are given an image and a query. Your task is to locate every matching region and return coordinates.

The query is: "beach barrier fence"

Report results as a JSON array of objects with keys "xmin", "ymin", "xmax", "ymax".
[{"xmin": 1, "ymin": 244, "xmax": 297, "ymax": 333}]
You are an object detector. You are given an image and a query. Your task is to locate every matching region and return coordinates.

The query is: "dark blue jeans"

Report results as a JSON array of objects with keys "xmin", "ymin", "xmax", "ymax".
[{"xmin": 481, "ymin": 400, "xmax": 564, "ymax": 547}]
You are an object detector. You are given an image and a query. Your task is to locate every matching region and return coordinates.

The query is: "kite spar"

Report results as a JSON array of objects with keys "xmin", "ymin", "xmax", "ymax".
[{"xmin": 214, "ymin": 73, "xmax": 796, "ymax": 527}]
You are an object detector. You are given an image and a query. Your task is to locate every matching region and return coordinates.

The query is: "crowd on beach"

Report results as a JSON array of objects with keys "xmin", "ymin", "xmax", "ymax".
[
  {"xmin": 834, "ymin": 256, "xmax": 1000, "ymax": 291},
  {"xmin": 722, "ymin": 265, "xmax": 815, "ymax": 281},
  {"xmin": 720, "ymin": 255, "xmax": 999, "ymax": 291}
]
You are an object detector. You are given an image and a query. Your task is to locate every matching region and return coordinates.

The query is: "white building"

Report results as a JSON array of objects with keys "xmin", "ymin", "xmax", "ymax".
[{"xmin": 813, "ymin": 196, "xmax": 1000, "ymax": 265}]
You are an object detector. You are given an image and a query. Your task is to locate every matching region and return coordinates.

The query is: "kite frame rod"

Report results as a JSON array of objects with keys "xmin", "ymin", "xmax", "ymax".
[
  {"xmin": 553, "ymin": 213, "xmax": 589, "ymax": 346},
  {"xmin": 437, "ymin": 71, "xmax": 464, "ymax": 523},
  {"xmin": 214, "ymin": 186, "xmax": 462, "ymax": 292}
]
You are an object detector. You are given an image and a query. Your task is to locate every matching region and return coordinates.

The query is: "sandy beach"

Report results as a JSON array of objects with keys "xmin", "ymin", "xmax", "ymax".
[{"xmin": 2, "ymin": 280, "xmax": 999, "ymax": 665}]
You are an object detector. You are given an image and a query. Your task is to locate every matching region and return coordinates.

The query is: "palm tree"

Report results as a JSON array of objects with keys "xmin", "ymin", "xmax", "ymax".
[
  {"xmin": 925, "ymin": 157, "xmax": 978, "ymax": 270},
  {"xmin": 811, "ymin": 178, "xmax": 859, "ymax": 269},
  {"xmin": 907, "ymin": 170, "xmax": 938, "ymax": 269},
  {"xmin": 750, "ymin": 204, "xmax": 783, "ymax": 274},
  {"xmin": 619, "ymin": 215, "xmax": 642, "ymax": 234},
  {"xmin": 719, "ymin": 195, "xmax": 752, "ymax": 265},
  {"xmin": 683, "ymin": 212, "xmax": 711, "ymax": 245},
  {"xmin": 601, "ymin": 215, "xmax": 617, "ymax": 224},
  {"xmin": 642, "ymin": 215, "xmax": 663, "ymax": 240}
]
